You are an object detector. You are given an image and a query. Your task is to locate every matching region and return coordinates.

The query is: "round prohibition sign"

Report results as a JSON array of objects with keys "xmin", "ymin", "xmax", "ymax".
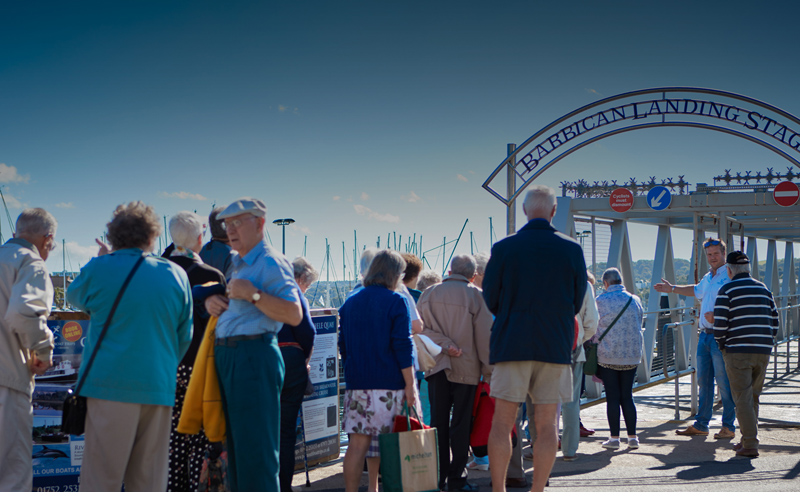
[
  {"xmin": 610, "ymin": 188, "xmax": 634, "ymax": 213},
  {"xmin": 773, "ymin": 181, "xmax": 800, "ymax": 207}
]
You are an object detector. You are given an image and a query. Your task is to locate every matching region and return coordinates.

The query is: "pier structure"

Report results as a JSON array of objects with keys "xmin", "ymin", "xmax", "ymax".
[{"xmin": 484, "ymin": 87, "xmax": 800, "ymax": 409}]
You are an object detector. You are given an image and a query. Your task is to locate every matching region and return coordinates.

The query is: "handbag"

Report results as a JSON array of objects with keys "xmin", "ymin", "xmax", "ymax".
[
  {"xmin": 583, "ymin": 295, "xmax": 633, "ymax": 376},
  {"xmin": 379, "ymin": 401, "xmax": 440, "ymax": 492},
  {"xmin": 61, "ymin": 256, "xmax": 145, "ymax": 435},
  {"xmin": 413, "ymin": 334, "xmax": 441, "ymax": 372}
]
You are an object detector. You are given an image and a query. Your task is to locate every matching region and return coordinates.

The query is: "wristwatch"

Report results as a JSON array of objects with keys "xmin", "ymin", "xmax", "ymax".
[{"xmin": 251, "ymin": 290, "xmax": 262, "ymax": 304}]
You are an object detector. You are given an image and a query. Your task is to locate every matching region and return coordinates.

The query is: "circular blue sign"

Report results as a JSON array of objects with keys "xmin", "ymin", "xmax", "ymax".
[{"xmin": 646, "ymin": 186, "xmax": 672, "ymax": 211}]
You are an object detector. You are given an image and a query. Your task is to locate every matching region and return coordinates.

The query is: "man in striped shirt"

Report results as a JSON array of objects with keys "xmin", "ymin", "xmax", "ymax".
[{"xmin": 712, "ymin": 250, "xmax": 779, "ymax": 458}]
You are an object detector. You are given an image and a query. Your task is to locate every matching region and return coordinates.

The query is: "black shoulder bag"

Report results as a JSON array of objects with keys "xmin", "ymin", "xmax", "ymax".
[
  {"xmin": 582, "ymin": 295, "xmax": 633, "ymax": 376},
  {"xmin": 61, "ymin": 256, "xmax": 145, "ymax": 435}
]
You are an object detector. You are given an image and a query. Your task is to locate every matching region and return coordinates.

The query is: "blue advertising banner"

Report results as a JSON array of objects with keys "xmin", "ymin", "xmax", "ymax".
[{"xmin": 31, "ymin": 312, "xmax": 89, "ymax": 491}]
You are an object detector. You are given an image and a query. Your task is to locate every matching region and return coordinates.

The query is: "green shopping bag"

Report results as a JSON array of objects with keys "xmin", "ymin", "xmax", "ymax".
[{"xmin": 378, "ymin": 402, "xmax": 439, "ymax": 491}]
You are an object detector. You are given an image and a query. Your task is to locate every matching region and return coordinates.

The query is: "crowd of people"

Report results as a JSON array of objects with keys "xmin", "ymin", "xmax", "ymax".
[{"xmin": 0, "ymin": 185, "xmax": 781, "ymax": 492}]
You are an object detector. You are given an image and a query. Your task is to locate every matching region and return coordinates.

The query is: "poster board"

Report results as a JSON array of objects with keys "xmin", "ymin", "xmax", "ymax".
[
  {"xmin": 294, "ymin": 309, "xmax": 340, "ymax": 469},
  {"xmin": 32, "ymin": 311, "xmax": 89, "ymax": 491}
]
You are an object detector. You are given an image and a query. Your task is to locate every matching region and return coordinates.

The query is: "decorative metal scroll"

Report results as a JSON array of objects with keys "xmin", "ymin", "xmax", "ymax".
[
  {"xmin": 560, "ymin": 176, "xmax": 689, "ymax": 198},
  {"xmin": 713, "ymin": 166, "xmax": 799, "ymax": 186},
  {"xmin": 484, "ymin": 87, "xmax": 800, "ymax": 206}
]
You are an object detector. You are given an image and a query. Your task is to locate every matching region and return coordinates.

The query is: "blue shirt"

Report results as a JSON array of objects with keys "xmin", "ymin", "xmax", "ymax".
[
  {"xmin": 66, "ymin": 248, "xmax": 193, "ymax": 406},
  {"xmin": 215, "ymin": 240, "xmax": 299, "ymax": 338}
]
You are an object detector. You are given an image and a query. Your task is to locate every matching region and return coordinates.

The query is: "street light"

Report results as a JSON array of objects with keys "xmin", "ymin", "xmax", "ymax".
[
  {"xmin": 576, "ymin": 230, "xmax": 592, "ymax": 248},
  {"xmin": 272, "ymin": 218, "xmax": 295, "ymax": 254}
]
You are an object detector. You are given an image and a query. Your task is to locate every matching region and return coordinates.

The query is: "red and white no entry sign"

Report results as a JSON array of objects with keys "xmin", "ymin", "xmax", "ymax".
[
  {"xmin": 610, "ymin": 188, "xmax": 634, "ymax": 213},
  {"xmin": 773, "ymin": 181, "xmax": 800, "ymax": 207}
]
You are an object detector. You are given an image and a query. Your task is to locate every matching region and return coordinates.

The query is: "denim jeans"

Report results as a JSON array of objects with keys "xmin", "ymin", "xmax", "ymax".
[
  {"xmin": 694, "ymin": 332, "xmax": 736, "ymax": 432},
  {"xmin": 560, "ymin": 361, "xmax": 584, "ymax": 456}
]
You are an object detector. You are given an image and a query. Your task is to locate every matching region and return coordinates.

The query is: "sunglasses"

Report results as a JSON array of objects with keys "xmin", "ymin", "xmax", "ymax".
[{"xmin": 703, "ymin": 240, "xmax": 722, "ymax": 248}]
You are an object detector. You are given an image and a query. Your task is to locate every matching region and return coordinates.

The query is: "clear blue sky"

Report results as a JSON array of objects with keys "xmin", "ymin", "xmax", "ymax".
[{"xmin": 2, "ymin": 0, "xmax": 798, "ymax": 276}]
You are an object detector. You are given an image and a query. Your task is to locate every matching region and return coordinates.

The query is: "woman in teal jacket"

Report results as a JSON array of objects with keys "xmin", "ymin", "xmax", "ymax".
[{"xmin": 66, "ymin": 202, "xmax": 192, "ymax": 492}]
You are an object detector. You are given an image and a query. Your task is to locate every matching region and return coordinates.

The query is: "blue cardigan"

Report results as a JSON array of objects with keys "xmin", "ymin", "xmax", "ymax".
[
  {"xmin": 66, "ymin": 249, "xmax": 193, "ymax": 406},
  {"xmin": 482, "ymin": 219, "xmax": 587, "ymax": 365},
  {"xmin": 338, "ymin": 285, "xmax": 413, "ymax": 390}
]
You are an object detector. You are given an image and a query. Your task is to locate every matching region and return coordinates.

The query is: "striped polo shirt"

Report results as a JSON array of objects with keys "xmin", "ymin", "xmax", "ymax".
[{"xmin": 712, "ymin": 273, "xmax": 779, "ymax": 354}]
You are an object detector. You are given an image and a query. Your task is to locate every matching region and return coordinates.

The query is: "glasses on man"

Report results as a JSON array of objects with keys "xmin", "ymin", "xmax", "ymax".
[
  {"xmin": 221, "ymin": 216, "xmax": 255, "ymax": 231},
  {"xmin": 703, "ymin": 240, "xmax": 722, "ymax": 248},
  {"xmin": 45, "ymin": 235, "xmax": 58, "ymax": 252}
]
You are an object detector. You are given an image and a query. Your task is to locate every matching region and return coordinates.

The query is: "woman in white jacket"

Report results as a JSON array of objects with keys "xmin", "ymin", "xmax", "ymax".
[{"xmin": 561, "ymin": 272, "xmax": 599, "ymax": 461}]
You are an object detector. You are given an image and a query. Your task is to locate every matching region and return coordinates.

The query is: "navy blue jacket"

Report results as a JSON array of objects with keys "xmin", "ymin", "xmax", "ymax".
[
  {"xmin": 338, "ymin": 285, "xmax": 413, "ymax": 390},
  {"xmin": 482, "ymin": 219, "xmax": 587, "ymax": 365}
]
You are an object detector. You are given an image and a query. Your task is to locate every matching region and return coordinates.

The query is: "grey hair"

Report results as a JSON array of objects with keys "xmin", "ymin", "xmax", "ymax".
[
  {"xmin": 359, "ymin": 247, "xmax": 379, "ymax": 277},
  {"xmin": 15, "ymin": 208, "xmax": 57, "ymax": 237},
  {"xmin": 417, "ymin": 270, "xmax": 442, "ymax": 291},
  {"xmin": 293, "ymin": 256, "xmax": 319, "ymax": 286},
  {"xmin": 450, "ymin": 254, "xmax": 477, "ymax": 279},
  {"xmin": 363, "ymin": 249, "xmax": 406, "ymax": 289},
  {"xmin": 473, "ymin": 252, "xmax": 490, "ymax": 275},
  {"xmin": 602, "ymin": 267, "xmax": 623, "ymax": 285},
  {"xmin": 522, "ymin": 185, "xmax": 557, "ymax": 219},
  {"xmin": 169, "ymin": 211, "xmax": 205, "ymax": 250},
  {"xmin": 727, "ymin": 262, "xmax": 751, "ymax": 276}
]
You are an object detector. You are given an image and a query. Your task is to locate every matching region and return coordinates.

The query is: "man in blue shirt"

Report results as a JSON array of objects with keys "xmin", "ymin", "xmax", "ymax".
[
  {"xmin": 655, "ymin": 237, "xmax": 736, "ymax": 440},
  {"xmin": 204, "ymin": 197, "xmax": 302, "ymax": 492}
]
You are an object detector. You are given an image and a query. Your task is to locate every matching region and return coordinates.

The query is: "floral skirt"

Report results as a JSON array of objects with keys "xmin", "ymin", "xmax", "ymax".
[{"xmin": 343, "ymin": 388, "xmax": 422, "ymax": 458}]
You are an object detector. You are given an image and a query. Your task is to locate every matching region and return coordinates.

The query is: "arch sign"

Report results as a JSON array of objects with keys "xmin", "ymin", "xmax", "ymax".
[{"xmin": 483, "ymin": 87, "xmax": 800, "ymax": 206}]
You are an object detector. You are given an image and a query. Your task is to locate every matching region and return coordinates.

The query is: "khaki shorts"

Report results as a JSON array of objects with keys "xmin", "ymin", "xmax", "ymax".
[{"xmin": 490, "ymin": 360, "xmax": 573, "ymax": 404}]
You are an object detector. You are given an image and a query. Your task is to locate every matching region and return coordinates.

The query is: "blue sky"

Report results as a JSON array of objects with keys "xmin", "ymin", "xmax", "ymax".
[{"xmin": 2, "ymin": 0, "xmax": 798, "ymax": 277}]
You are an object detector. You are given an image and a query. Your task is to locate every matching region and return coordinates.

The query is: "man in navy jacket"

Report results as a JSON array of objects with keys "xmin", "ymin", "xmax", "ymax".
[{"xmin": 483, "ymin": 185, "xmax": 587, "ymax": 492}]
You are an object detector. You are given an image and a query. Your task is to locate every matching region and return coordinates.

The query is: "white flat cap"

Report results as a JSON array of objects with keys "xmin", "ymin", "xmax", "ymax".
[{"xmin": 217, "ymin": 197, "xmax": 267, "ymax": 219}]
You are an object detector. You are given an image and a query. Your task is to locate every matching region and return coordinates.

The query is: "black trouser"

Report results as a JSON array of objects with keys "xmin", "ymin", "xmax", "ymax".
[
  {"xmin": 426, "ymin": 371, "xmax": 476, "ymax": 490},
  {"xmin": 597, "ymin": 365, "xmax": 637, "ymax": 436},
  {"xmin": 278, "ymin": 346, "xmax": 308, "ymax": 492}
]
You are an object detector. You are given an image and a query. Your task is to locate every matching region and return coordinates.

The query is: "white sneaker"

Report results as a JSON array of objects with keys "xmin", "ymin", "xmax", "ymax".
[
  {"xmin": 466, "ymin": 459, "xmax": 489, "ymax": 471},
  {"xmin": 601, "ymin": 439, "xmax": 620, "ymax": 449},
  {"xmin": 628, "ymin": 437, "xmax": 639, "ymax": 449}
]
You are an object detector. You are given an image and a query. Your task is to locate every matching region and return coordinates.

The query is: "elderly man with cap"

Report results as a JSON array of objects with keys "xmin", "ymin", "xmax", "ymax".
[
  {"xmin": 712, "ymin": 251, "xmax": 779, "ymax": 458},
  {"xmin": 204, "ymin": 197, "xmax": 303, "ymax": 492}
]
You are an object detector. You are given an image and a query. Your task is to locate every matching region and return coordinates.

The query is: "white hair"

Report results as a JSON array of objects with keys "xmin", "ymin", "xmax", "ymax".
[
  {"xmin": 359, "ymin": 247, "xmax": 379, "ymax": 277},
  {"xmin": 522, "ymin": 185, "xmax": 556, "ymax": 220},
  {"xmin": 602, "ymin": 267, "xmax": 623, "ymax": 285},
  {"xmin": 473, "ymin": 252, "xmax": 490, "ymax": 275},
  {"xmin": 169, "ymin": 211, "xmax": 204, "ymax": 250},
  {"xmin": 16, "ymin": 208, "xmax": 57, "ymax": 237},
  {"xmin": 417, "ymin": 270, "xmax": 442, "ymax": 291},
  {"xmin": 293, "ymin": 256, "xmax": 319, "ymax": 287}
]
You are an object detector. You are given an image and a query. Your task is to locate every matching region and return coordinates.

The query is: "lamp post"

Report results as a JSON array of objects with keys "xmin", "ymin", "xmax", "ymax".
[
  {"xmin": 272, "ymin": 218, "xmax": 295, "ymax": 255},
  {"xmin": 576, "ymin": 230, "xmax": 591, "ymax": 249}
]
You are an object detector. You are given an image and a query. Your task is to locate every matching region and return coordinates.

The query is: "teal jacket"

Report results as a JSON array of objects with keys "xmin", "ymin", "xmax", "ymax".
[{"xmin": 66, "ymin": 248, "xmax": 192, "ymax": 406}]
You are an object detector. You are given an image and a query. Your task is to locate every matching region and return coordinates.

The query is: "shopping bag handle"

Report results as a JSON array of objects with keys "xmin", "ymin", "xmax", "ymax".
[{"xmin": 402, "ymin": 400, "xmax": 421, "ymax": 430}]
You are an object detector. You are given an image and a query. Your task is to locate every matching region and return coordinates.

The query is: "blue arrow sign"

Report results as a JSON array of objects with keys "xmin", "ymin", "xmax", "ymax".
[{"xmin": 646, "ymin": 186, "xmax": 672, "ymax": 211}]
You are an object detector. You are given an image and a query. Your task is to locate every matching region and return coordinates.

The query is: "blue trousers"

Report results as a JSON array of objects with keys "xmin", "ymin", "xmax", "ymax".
[
  {"xmin": 278, "ymin": 346, "xmax": 308, "ymax": 492},
  {"xmin": 694, "ymin": 332, "xmax": 736, "ymax": 432},
  {"xmin": 215, "ymin": 335, "xmax": 284, "ymax": 492}
]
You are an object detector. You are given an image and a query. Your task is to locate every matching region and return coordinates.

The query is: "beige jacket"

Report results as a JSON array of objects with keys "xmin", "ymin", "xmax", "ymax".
[
  {"xmin": 417, "ymin": 274, "xmax": 493, "ymax": 385},
  {"xmin": 0, "ymin": 238, "xmax": 54, "ymax": 397},
  {"xmin": 575, "ymin": 283, "xmax": 599, "ymax": 362}
]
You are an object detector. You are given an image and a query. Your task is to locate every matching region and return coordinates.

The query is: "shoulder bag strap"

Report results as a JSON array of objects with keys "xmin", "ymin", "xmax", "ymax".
[
  {"xmin": 74, "ymin": 255, "xmax": 146, "ymax": 395},
  {"xmin": 596, "ymin": 295, "xmax": 634, "ymax": 344}
]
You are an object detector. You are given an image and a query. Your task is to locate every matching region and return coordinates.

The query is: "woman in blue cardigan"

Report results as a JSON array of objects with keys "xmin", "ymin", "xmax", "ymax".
[{"xmin": 339, "ymin": 249, "xmax": 419, "ymax": 492}]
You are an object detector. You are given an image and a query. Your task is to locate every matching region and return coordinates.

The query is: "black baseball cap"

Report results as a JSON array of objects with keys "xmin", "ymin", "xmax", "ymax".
[{"xmin": 726, "ymin": 250, "xmax": 750, "ymax": 265}]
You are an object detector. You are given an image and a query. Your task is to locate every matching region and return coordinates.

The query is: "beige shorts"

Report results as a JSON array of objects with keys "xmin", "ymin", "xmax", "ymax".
[{"xmin": 490, "ymin": 360, "xmax": 573, "ymax": 404}]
